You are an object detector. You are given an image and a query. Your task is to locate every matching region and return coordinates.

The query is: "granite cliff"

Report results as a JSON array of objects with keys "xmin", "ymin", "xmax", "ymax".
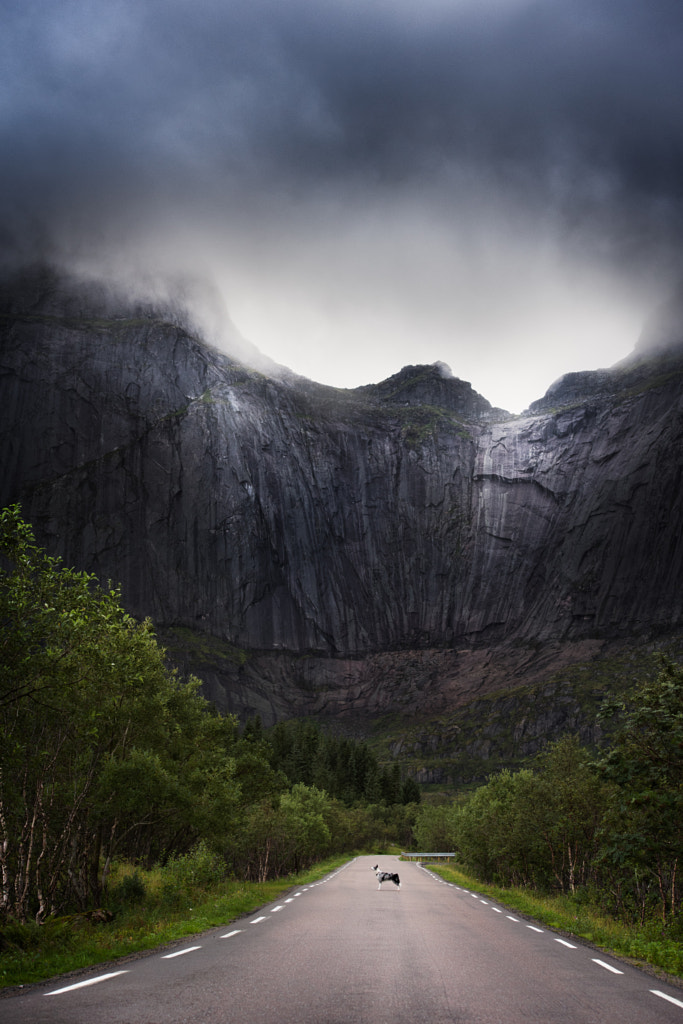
[{"xmin": 2, "ymin": 265, "xmax": 682, "ymax": 770}]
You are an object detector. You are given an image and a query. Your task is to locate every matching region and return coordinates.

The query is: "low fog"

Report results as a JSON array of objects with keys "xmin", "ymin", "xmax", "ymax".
[{"xmin": 2, "ymin": 0, "xmax": 683, "ymax": 411}]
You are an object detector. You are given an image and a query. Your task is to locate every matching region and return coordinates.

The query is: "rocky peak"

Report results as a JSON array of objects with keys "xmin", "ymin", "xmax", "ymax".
[
  {"xmin": 525, "ymin": 368, "xmax": 615, "ymax": 414},
  {"xmin": 356, "ymin": 362, "xmax": 508, "ymax": 421}
]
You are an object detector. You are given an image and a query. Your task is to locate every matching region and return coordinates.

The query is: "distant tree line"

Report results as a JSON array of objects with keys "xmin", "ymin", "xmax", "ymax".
[
  {"xmin": 257, "ymin": 716, "xmax": 421, "ymax": 807},
  {"xmin": 0, "ymin": 507, "xmax": 419, "ymax": 923},
  {"xmin": 413, "ymin": 657, "xmax": 683, "ymax": 929}
]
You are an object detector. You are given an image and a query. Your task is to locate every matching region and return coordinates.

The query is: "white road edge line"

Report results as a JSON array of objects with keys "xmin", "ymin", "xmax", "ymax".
[
  {"xmin": 527, "ymin": 925, "xmax": 544, "ymax": 933},
  {"xmin": 271, "ymin": 905, "xmax": 284, "ymax": 912},
  {"xmin": 506, "ymin": 916, "xmax": 519, "ymax": 922},
  {"xmin": 46, "ymin": 971, "xmax": 129, "ymax": 995},
  {"xmin": 492, "ymin": 907, "xmax": 502, "ymax": 913},
  {"xmin": 220, "ymin": 930, "xmax": 242, "ymax": 938},
  {"xmin": 592, "ymin": 959, "xmax": 624, "ymax": 974},
  {"xmin": 162, "ymin": 946, "xmax": 201, "ymax": 959},
  {"xmin": 651, "ymin": 990, "xmax": 683, "ymax": 1009},
  {"xmin": 555, "ymin": 938, "xmax": 577, "ymax": 948},
  {"xmin": 250, "ymin": 916, "xmax": 267, "ymax": 924}
]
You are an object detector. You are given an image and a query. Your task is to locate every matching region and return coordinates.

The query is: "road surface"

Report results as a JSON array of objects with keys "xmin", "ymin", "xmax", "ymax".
[{"xmin": 2, "ymin": 855, "xmax": 683, "ymax": 1023}]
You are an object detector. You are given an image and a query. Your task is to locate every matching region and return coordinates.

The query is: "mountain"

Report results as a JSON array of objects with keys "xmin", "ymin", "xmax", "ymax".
[{"xmin": 2, "ymin": 264, "xmax": 682, "ymax": 782}]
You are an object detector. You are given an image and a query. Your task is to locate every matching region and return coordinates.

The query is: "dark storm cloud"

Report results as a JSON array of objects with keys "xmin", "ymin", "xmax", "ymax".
[
  {"xmin": 2, "ymin": 0, "xmax": 683, "ymax": 407},
  {"xmin": 3, "ymin": 0, "xmax": 683, "ymax": 225}
]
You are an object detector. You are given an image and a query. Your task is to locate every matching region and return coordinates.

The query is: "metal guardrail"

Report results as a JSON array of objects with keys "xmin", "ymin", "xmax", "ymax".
[{"xmin": 401, "ymin": 852, "xmax": 455, "ymax": 861}]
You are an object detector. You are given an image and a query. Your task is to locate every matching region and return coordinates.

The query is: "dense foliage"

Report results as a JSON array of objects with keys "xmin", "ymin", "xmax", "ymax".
[
  {"xmin": 414, "ymin": 659, "xmax": 683, "ymax": 930},
  {"xmin": 0, "ymin": 507, "xmax": 418, "ymax": 923}
]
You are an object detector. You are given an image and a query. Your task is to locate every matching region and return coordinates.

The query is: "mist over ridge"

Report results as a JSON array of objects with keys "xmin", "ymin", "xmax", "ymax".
[
  {"xmin": 3, "ymin": 0, "xmax": 683, "ymax": 787},
  {"xmin": 3, "ymin": 1, "xmax": 683, "ymax": 411},
  {"xmin": 2, "ymin": 261, "xmax": 682, "ymax": 747}
]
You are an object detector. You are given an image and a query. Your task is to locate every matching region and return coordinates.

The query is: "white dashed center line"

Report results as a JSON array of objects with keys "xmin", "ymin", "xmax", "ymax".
[
  {"xmin": 433, "ymin": 872, "xmax": 683, "ymax": 1011},
  {"xmin": 46, "ymin": 972, "xmax": 129, "ymax": 996},
  {"xmin": 592, "ymin": 959, "xmax": 624, "ymax": 974},
  {"xmin": 162, "ymin": 946, "xmax": 201, "ymax": 958},
  {"xmin": 651, "ymin": 990, "xmax": 683, "ymax": 1009}
]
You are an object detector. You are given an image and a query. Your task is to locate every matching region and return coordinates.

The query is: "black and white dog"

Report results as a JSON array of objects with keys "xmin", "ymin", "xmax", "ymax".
[{"xmin": 372, "ymin": 864, "xmax": 401, "ymax": 890}]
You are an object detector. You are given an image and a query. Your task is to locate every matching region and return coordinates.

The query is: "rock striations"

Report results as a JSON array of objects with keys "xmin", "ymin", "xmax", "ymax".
[{"xmin": 2, "ymin": 264, "xmax": 683, "ymax": 730}]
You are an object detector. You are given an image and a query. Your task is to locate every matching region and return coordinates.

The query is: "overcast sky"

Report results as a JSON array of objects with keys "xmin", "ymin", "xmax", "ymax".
[{"xmin": 2, "ymin": 0, "xmax": 683, "ymax": 411}]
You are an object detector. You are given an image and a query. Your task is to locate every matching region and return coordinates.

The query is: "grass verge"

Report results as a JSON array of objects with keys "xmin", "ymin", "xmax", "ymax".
[
  {"xmin": 428, "ymin": 862, "xmax": 683, "ymax": 980},
  {"xmin": 0, "ymin": 853, "xmax": 354, "ymax": 991}
]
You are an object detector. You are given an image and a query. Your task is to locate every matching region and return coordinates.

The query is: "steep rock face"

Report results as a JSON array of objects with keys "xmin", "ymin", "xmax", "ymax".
[{"xmin": 2, "ymin": 265, "xmax": 683, "ymax": 725}]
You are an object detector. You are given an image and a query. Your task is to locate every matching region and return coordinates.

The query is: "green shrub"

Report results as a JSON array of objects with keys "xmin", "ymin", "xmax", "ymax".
[
  {"xmin": 160, "ymin": 842, "xmax": 226, "ymax": 907},
  {"xmin": 109, "ymin": 871, "xmax": 147, "ymax": 907}
]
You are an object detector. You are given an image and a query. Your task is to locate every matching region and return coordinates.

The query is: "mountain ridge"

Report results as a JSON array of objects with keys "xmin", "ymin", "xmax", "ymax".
[{"xmin": 2, "ymin": 264, "xmax": 682, "ymax": 766}]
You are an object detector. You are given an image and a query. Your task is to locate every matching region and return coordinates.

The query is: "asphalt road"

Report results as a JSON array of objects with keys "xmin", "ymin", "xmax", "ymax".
[{"xmin": 3, "ymin": 855, "xmax": 683, "ymax": 1023}]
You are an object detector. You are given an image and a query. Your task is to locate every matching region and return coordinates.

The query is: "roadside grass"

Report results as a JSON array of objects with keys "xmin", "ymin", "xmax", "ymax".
[
  {"xmin": 428, "ymin": 862, "xmax": 683, "ymax": 979},
  {"xmin": 0, "ymin": 853, "xmax": 355, "ymax": 991}
]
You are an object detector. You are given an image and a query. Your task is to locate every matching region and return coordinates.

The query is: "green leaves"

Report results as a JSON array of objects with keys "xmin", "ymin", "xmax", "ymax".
[
  {"xmin": 0, "ymin": 507, "xmax": 421, "ymax": 915},
  {"xmin": 0, "ymin": 507, "xmax": 241, "ymax": 922},
  {"xmin": 595, "ymin": 659, "xmax": 683, "ymax": 921}
]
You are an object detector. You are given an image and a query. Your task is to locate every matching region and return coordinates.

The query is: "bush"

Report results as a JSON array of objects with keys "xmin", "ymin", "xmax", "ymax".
[
  {"xmin": 160, "ymin": 842, "xmax": 226, "ymax": 907},
  {"xmin": 109, "ymin": 871, "xmax": 146, "ymax": 907}
]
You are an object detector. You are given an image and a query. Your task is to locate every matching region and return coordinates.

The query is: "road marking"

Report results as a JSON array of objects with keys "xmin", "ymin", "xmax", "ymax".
[
  {"xmin": 220, "ymin": 930, "xmax": 242, "ymax": 938},
  {"xmin": 480, "ymin": 900, "xmax": 489, "ymax": 905},
  {"xmin": 250, "ymin": 916, "xmax": 267, "ymax": 924},
  {"xmin": 492, "ymin": 907, "xmax": 502, "ymax": 913},
  {"xmin": 162, "ymin": 946, "xmax": 201, "ymax": 958},
  {"xmin": 555, "ymin": 938, "xmax": 577, "ymax": 948},
  {"xmin": 651, "ymin": 990, "xmax": 683, "ymax": 1009},
  {"xmin": 592, "ymin": 959, "xmax": 624, "ymax": 974},
  {"xmin": 506, "ymin": 916, "xmax": 519, "ymax": 922},
  {"xmin": 271, "ymin": 905, "xmax": 284, "ymax": 912},
  {"xmin": 527, "ymin": 926, "xmax": 544, "ymax": 933},
  {"xmin": 46, "ymin": 972, "xmax": 129, "ymax": 996},
  {"xmin": 285, "ymin": 898, "xmax": 295, "ymax": 903},
  {"xmin": 471, "ymin": 894, "xmax": 479, "ymax": 899}
]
